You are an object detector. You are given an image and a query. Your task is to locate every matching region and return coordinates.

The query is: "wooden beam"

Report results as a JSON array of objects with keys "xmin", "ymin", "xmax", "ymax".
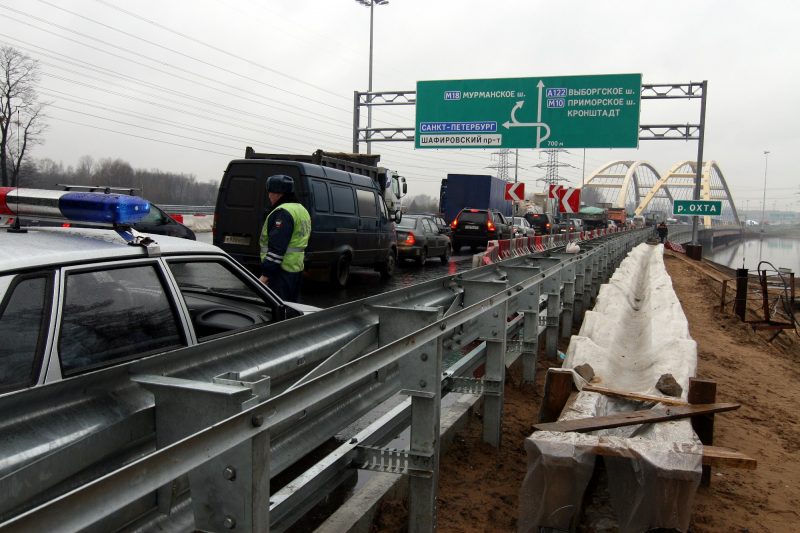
[
  {"xmin": 587, "ymin": 441, "xmax": 756, "ymax": 469},
  {"xmin": 699, "ymin": 445, "xmax": 757, "ymax": 469},
  {"xmin": 533, "ymin": 402, "xmax": 740, "ymax": 433},
  {"xmin": 538, "ymin": 369, "xmax": 575, "ymax": 423},
  {"xmin": 689, "ymin": 378, "xmax": 716, "ymax": 486},
  {"xmin": 582, "ymin": 384, "xmax": 688, "ymax": 406}
]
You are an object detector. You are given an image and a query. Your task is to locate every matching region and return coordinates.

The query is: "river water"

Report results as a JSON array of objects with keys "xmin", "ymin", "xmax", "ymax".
[{"xmin": 707, "ymin": 235, "xmax": 800, "ymax": 274}]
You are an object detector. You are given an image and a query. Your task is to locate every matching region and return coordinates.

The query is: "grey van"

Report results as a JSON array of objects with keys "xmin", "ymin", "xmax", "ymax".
[{"xmin": 213, "ymin": 158, "xmax": 397, "ymax": 287}]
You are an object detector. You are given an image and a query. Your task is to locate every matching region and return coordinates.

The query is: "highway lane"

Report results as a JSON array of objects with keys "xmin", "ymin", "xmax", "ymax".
[{"xmin": 196, "ymin": 231, "xmax": 477, "ymax": 308}]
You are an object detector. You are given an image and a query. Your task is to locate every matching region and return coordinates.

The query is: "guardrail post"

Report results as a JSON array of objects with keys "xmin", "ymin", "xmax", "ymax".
[
  {"xmin": 504, "ymin": 265, "xmax": 543, "ymax": 383},
  {"xmin": 543, "ymin": 274, "xmax": 561, "ymax": 359},
  {"xmin": 572, "ymin": 257, "xmax": 586, "ymax": 325},
  {"xmin": 462, "ymin": 279, "xmax": 508, "ymax": 447},
  {"xmin": 131, "ymin": 374, "xmax": 271, "ymax": 532},
  {"xmin": 599, "ymin": 245, "xmax": 610, "ymax": 284},
  {"xmin": 372, "ymin": 306, "xmax": 444, "ymax": 533},
  {"xmin": 559, "ymin": 262, "xmax": 576, "ymax": 339}
]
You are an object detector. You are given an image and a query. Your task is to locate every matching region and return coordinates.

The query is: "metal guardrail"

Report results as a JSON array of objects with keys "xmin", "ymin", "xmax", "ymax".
[
  {"xmin": 159, "ymin": 205, "xmax": 215, "ymax": 215},
  {"xmin": 0, "ymin": 229, "xmax": 647, "ymax": 532}
]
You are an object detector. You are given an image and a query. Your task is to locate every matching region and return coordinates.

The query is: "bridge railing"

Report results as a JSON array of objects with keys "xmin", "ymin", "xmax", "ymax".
[{"xmin": 0, "ymin": 230, "xmax": 648, "ymax": 533}]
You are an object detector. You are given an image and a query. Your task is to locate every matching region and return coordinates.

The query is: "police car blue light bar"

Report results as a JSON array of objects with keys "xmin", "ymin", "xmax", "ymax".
[{"xmin": 0, "ymin": 187, "xmax": 150, "ymax": 225}]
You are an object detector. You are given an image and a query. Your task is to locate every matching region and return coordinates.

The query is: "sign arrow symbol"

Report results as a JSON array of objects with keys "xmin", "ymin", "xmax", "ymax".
[
  {"xmin": 503, "ymin": 101, "xmax": 525, "ymax": 129},
  {"xmin": 501, "ymin": 87, "xmax": 552, "ymax": 148},
  {"xmin": 536, "ymin": 80, "xmax": 549, "ymax": 148}
]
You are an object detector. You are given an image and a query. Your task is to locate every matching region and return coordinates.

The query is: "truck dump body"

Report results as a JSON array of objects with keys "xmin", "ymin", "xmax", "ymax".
[{"xmin": 440, "ymin": 174, "xmax": 512, "ymax": 224}]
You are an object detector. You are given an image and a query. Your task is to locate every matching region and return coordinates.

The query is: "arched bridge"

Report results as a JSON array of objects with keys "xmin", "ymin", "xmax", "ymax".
[{"xmin": 583, "ymin": 160, "xmax": 741, "ymax": 227}]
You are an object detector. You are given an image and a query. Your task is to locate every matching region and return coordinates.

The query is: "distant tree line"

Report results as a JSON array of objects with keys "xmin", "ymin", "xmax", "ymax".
[
  {"xmin": 17, "ymin": 155, "xmax": 218, "ymax": 205},
  {"xmin": 404, "ymin": 194, "xmax": 440, "ymax": 214}
]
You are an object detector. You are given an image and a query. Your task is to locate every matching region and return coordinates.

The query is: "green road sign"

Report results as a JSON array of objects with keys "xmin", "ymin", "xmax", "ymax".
[
  {"xmin": 673, "ymin": 200, "xmax": 723, "ymax": 216},
  {"xmin": 415, "ymin": 73, "xmax": 641, "ymax": 150}
]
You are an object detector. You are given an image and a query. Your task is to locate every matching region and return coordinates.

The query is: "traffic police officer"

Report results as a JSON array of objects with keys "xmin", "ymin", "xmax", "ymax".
[{"xmin": 259, "ymin": 175, "xmax": 311, "ymax": 301}]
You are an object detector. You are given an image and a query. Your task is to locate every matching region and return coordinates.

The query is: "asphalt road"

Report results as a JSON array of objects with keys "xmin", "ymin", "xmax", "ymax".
[{"xmin": 196, "ymin": 232, "xmax": 477, "ymax": 308}]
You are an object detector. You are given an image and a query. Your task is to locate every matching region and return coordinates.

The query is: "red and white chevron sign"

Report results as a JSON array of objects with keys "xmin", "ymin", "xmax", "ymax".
[
  {"xmin": 505, "ymin": 182, "xmax": 525, "ymax": 202},
  {"xmin": 557, "ymin": 187, "xmax": 581, "ymax": 213},
  {"xmin": 548, "ymin": 184, "xmax": 563, "ymax": 199}
]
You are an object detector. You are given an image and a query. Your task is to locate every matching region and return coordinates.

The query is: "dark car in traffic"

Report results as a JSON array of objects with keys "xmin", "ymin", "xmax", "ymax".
[
  {"xmin": 449, "ymin": 208, "xmax": 512, "ymax": 252},
  {"xmin": 524, "ymin": 212, "xmax": 554, "ymax": 235},
  {"xmin": 418, "ymin": 213, "xmax": 452, "ymax": 237},
  {"xmin": 396, "ymin": 214, "xmax": 451, "ymax": 264}
]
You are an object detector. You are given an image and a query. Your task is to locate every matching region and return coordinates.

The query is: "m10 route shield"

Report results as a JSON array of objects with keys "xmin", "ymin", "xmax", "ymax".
[{"xmin": 415, "ymin": 73, "xmax": 642, "ymax": 149}]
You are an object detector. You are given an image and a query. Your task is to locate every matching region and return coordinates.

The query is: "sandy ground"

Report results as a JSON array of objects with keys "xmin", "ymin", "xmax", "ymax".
[{"xmin": 371, "ymin": 249, "xmax": 800, "ymax": 532}]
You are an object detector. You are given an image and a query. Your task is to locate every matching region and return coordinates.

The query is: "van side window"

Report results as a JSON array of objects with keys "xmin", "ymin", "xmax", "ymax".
[
  {"xmin": 311, "ymin": 180, "xmax": 330, "ymax": 212},
  {"xmin": 331, "ymin": 185, "xmax": 356, "ymax": 215},
  {"xmin": 0, "ymin": 275, "xmax": 48, "ymax": 392},
  {"xmin": 356, "ymin": 189, "xmax": 377, "ymax": 218}
]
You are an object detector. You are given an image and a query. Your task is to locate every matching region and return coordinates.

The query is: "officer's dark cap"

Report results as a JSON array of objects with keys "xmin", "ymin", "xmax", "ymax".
[{"xmin": 267, "ymin": 174, "xmax": 294, "ymax": 194}]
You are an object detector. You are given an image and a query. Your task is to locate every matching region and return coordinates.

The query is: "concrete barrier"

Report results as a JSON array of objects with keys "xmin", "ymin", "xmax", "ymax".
[{"xmin": 167, "ymin": 213, "xmax": 214, "ymax": 232}]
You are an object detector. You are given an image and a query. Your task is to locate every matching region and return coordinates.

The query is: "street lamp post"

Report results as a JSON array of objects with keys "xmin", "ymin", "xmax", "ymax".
[
  {"xmin": 760, "ymin": 150, "xmax": 770, "ymax": 226},
  {"xmin": 356, "ymin": 0, "xmax": 388, "ymax": 155}
]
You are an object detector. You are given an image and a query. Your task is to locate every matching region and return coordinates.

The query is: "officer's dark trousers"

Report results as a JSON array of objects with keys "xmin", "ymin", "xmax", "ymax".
[{"xmin": 269, "ymin": 269, "xmax": 303, "ymax": 302}]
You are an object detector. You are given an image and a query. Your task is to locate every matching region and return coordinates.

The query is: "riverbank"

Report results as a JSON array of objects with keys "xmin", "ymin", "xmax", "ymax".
[
  {"xmin": 665, "ymin": 252, "xmax": 800, "ymax": 531},
  {"xmin": 370, "ymin": 248, "xmax": 800, "ymax": 532}
]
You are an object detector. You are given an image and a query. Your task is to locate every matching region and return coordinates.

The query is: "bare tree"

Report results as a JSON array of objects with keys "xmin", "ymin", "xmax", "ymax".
[{"xmin": 1, "ymin": 46, "xmax": 47, "ymax": 187}]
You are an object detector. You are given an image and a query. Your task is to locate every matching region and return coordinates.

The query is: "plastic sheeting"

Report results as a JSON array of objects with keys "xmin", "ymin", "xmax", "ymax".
[{"xmin": 519, "ymin": 244, "xmax": 702, "ymax": 532}]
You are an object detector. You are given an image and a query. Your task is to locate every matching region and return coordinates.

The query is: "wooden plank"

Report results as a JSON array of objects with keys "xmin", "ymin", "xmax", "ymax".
[
  {"xmin": 700, "ymin": 445, "xmax": 757, "ymax": 469},
  {"xmin": 533, "ymin": 402, "xmax": 740, "ymax": 433},
  {"xmin": 537, "ymin": 369, "xmax": 575, "ymax": 423},
  {"xmin": 587, "ymin": 442, "xmax": 756, "ymax": 469},
  {"xmin": 689, "ymin": 378, "xmax": 716, "ymax": 486},
  {"xmin": 582, "ymin": 384, "xmax": 688, "ymax": 406}
]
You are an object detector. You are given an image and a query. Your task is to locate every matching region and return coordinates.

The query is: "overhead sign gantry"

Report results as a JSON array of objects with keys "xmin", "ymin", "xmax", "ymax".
[{"xmin": 414, "ymin": 74, "xmax": 642, "ymax": 150}]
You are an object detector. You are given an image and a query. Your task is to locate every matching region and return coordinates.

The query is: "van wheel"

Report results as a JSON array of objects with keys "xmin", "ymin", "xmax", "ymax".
[
  {"xmin": 330, "ymin": 255, "xmax": 351, "ymax": 287},
  {"xmin": 440, "ymin": 244, "xmax": 451, "ymax": 264},
  {"xmin": 416, "ymin": 247, "xmax": 427, "ymax": 265},
  {"xmin": 378, "ymin": 249, "xmax": 396, "ymax": 280}
]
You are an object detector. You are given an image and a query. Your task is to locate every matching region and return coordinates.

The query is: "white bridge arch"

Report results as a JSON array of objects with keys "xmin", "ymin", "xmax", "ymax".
[{"xmin": 583, "ymin": 160, "xmax": 739, "ymax": 226}]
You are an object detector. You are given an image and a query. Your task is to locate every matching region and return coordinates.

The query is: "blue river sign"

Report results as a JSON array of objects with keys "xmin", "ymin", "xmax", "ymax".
[{"xmin": 415, "ymin": 73, "xmax": 642, "ymax": 149}]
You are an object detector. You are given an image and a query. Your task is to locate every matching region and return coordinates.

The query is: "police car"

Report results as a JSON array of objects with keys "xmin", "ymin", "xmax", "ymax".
[{"xmin": 0, "ymin": 188, "xmax": 316, "ymax": 395}]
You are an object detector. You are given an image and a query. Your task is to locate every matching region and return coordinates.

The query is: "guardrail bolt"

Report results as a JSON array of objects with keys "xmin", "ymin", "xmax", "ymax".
[
  {"xmin": 419, "ymin": 380, "xmax": 427, "ymax": 388},
  {"xmin": 223, "ymin": 466, "xmax": 236, "ymax": 481},
  {"xmin": 420, "ymin": 353, "xmax": 428, "ymax": 361},
  {"xmin": 491, "ymin": 330, "xmax": 498, "ymax": 337},
  {"xmin": 440, "ymin": 322, "xmax": 447, "ymax": 330},
  {"xmin": 493, "ymin": 311, "xmax": 499, "ymax": 318},
  {"xmin": 223, "ymin": 515, "xmax": 236, "ymax": 529},
  {"xmin": 251, "ymin": 415, "xmax": 264, "ymax": 427}
]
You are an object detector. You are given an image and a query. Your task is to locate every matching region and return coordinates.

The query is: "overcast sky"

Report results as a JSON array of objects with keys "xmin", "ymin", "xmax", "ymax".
[{"xmin": 2, "ymin": 0, "xmax": 798, "ymax": 211}]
